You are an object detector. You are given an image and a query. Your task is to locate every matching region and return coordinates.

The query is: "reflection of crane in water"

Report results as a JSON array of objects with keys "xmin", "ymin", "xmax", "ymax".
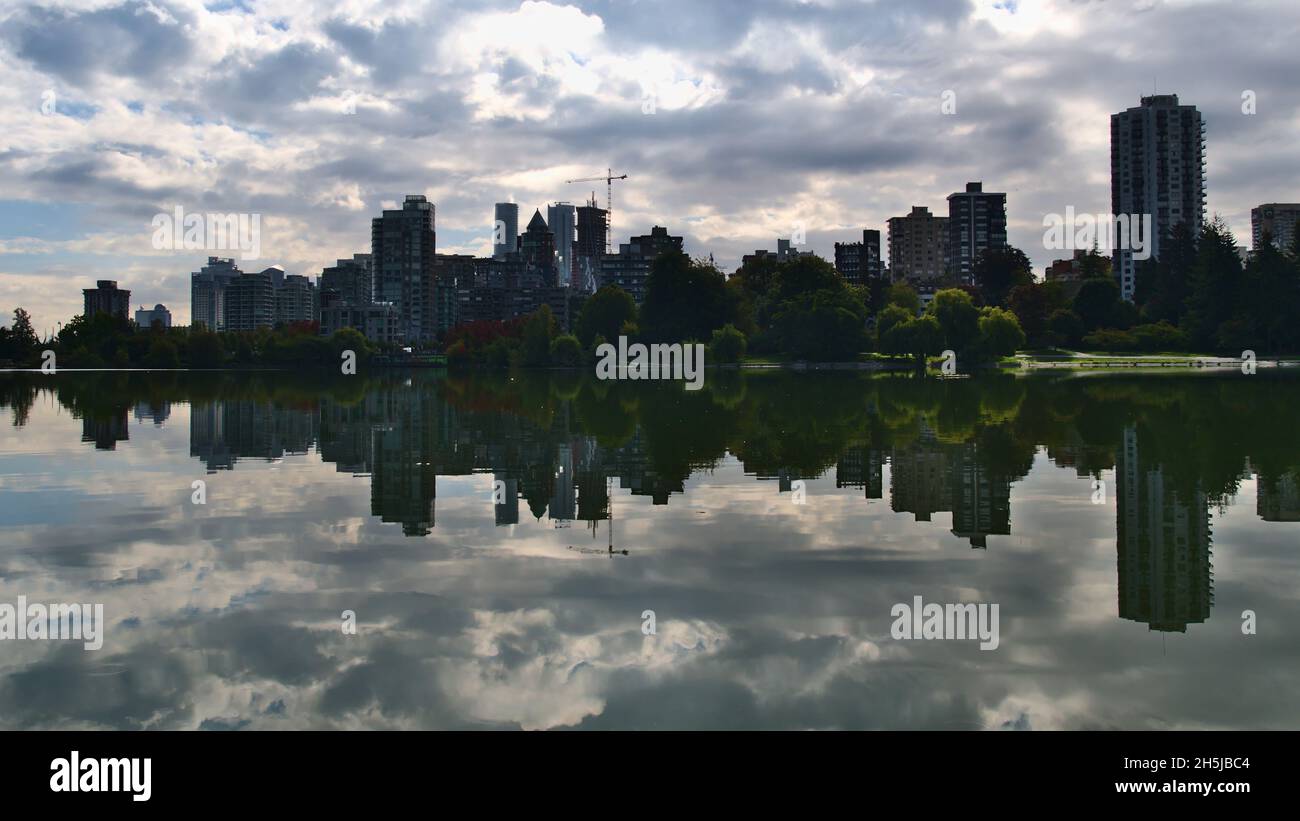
[{"xmin": 569, "ymin": 475, "xmax": 628, "ymax": 557}]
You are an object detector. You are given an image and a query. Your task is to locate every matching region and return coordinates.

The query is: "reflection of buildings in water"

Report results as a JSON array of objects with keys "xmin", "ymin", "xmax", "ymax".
[
  {"xmin": 318, "ymin": 396, "xmax": 376, "ymax": 477},
  {"xmin": 747, "ymin": 467, "xmax": 803, "ymax": 494},
  {"xmin": 1116, "ymin": 425, "xmax": 1214, "ymax": 633},
  {"xmin": 949, "ymin": 442, "xmax": 1011, "ymax": 549},
  {"xmin": 890, "ymin": 428, "xmax": 951, "ymax": 524},
  {"xmin": 1257, "ymin": 471, "xmax": 1300, "ymax": 522},
  {"xmin": 189, "ymin": 402, "xmax": 232, "ymax": 471},
  {"xmin": 494, "ymin": 473, "xmax": 519, "ymax": 526},
  {"xmin": 575, "ymin": 440, "xmax": 609, "ymax": 529},
  {"xmin": 549, "ymin": 444, "xmax": 576, "ymax": 526},
  {"xmin": 133, "ymin": 401, "xmax": 171, "ymax": 425},
  {"xmin": 836, "ymin": 445, "xmax": 884, "ymax": 500},
  {"xmin": 189, "ymin": 400, "xmax": 317, "ymax": 472},
  {"xmin": 618, "ymin": 472, "xmax": 682, "ymax": 505},
  {"xmin": 82, "ymin": 408, "xmax": 130, "ymax": 450},
  {"xmin": 369, "ymin": 388, "xmax": 437, "ymax": 537},
  {"xmin": 175, "ymin": 387, "xmax": 1025, "ymax": 541},
  {"xmin": 889, "ymin": 427, "xmax": 1011, "ymax": 548}
]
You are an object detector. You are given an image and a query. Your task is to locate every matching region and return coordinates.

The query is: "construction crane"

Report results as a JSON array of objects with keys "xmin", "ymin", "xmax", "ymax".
[{"xmin": 565, "ymin": 168, "xmax": 627, "ymax": 253}]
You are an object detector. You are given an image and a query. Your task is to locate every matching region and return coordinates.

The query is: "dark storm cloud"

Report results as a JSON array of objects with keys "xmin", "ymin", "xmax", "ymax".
[
  {"xmin": 323, "ymin": 17, "xmax": 452, "ymax": 86},
  {"xmin": 25, "ymin": 154, "xmax": 185, "ymax": 204},
  {"xmin": 209, "ymin": 41, "xmax": 342, "ymax": 107}
]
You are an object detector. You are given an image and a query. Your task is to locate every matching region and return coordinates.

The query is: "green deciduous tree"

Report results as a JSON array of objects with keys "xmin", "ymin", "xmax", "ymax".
[
  {"xmin": 1073, "ymin": 277, "xmax": 1121, "ymax": 332},
  {"xmin": 977, "ymin": 307, "xmax": 1026, "ymax": 359},
  {"xmin": 1007, "ymin": 283, "xmax": 1052, "ymax": 346},
  {"xmin": 520, "ymin": 305, "xmax": 556, "ymax": 367},
  {"xmin": 641, "ymin": 253, "xmax": 729, "ymax": 343},
  {"xmin": 885, "ymin": 282, "xmax": 921, "ymax": 315},
  {"xmin": 575, "ymin": 286, "xmax": 637, "ymax": 347},
  {"xmin": 770, "ymin": 287, "xmax": 867, "ymax": 361},
  {"xmin": 708, "ymin": 323, "xmax": 747, "ymax": 364},
  {"xmin": 927, "ymin": 288, "xmax": 981, "ymax": 355},
  {"xmin": 974, "ymin": 246, "xmax": 1033, "ymax": 307},
  {"xmin": 549, "ymin": 333, "xmax": 582, "ymax": 367}
]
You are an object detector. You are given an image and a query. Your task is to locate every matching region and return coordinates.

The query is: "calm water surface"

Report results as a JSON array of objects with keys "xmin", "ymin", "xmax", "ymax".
[{"xmin": 0, "ymin": 369, "xmax": 1297, "ymax": 729}]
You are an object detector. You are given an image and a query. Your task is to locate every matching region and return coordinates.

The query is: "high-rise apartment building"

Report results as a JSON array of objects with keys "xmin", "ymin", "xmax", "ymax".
[
  {"xmin": 887, "ymin": 207, "xmax": 949, "ymax": 282},
  {"xmin": 833, "ymin": 229, "xmax": 883, "ymax": 286},
  {"xmin": 191, "ymin": 257, "xmax": 240, "ymax": 330},
  {"xmin": 1251, "ymin": 203, "xmax": 1300, "ymax": 252},
  {"xmin": 223, "ymin": 269, "xmax": 276, "ymax": 332},
  {"xmin": 275, "ymin": 274, "xmax": 318, "ymax": 325},
  {"xmin": 599, "ymin": 226, "xmax": 683, "ymax": 305},
  {"xmin": 82, "ymin": 280, "xmax": 131, "ymax": 320},
  {"xmin": 1111, "ymin": 94, "xmax": 1206, "ymax": 301},
  {"xmin": 946, "ymin": 182, "xmax": 1007, "ymax": 285},
  {"xmin": 575, "ymin": 199, "xmax": 609, "ymax": 292},
  {"xmin": 372, "ymin": 195, "xmax": 437, "ymax": 344},
  {"xmin": 320, "ymin": 255, "xmax": 372, "ymax": 306}
]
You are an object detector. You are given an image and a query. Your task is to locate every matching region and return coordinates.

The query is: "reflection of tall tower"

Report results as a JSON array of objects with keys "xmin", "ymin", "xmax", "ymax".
[
  {"xmin": 950, "ymin": 441, "xmax": 1011, "ymax": 549},
  {"xmin": 81, "ymin": 408, "xmax": 129, "ymax": 450},
  {"xmin": 370, "ymin": 388, "xmax": 437, "ymax": 536},
  {"xmin": 1116, "ymin": 425, "xmax": 1214, "ymax": 632},
  {"xmin": 889, "ymin": 427, "xmax": 952, "ymax": 522},
  {"xmin": 550, "ymin": 445, "xmax": 576, "ymax": 525}
]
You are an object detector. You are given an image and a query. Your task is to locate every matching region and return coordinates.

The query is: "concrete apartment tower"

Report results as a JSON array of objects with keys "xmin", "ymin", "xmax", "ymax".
[
  {"xmin": 373, "ymin": 195, "xmax": 437, "ymax": 344},
  {"xmin": 1110, "ymin": 94, "xmax": 1206, "ymax": 302},
  {"xmin": 946, "ymin": 182, "xmax": 1007, "ymax": 286}
]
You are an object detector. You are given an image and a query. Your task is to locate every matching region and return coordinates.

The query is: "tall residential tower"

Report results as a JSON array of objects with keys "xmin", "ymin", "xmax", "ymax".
[
  {"xmin": 372, "ymin": 195, "xmax": 437, "ymax": 344},
  {"xmin": 1110, "ymin": 94, "xmax": 1206, "ymax": 302}
]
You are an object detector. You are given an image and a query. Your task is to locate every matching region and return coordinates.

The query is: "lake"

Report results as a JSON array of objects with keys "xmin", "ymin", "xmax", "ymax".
[{"xmin": 0, "ymin": 368, "xmax": 1297, "ymax": 729}]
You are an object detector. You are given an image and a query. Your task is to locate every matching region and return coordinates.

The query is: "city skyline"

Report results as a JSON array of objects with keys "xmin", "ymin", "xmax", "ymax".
[{"xmin": 3, "ymin": 0, "xmax": 1300, "ymax": 329}]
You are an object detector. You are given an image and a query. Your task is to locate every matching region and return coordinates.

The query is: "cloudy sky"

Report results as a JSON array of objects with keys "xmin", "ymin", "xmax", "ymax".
[{"xmin": 1, "ymin": 0, "xmax": 1298, "ymax": 329}]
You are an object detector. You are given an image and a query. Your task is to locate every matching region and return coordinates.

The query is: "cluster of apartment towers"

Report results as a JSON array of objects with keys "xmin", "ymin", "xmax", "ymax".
[{"xmin": 137, "ymin": 94, "xmax": 1290, "ymax": 343}]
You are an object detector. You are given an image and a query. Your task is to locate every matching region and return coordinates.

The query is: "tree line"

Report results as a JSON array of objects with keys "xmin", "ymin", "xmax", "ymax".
[{"xmin": 0, "ymin": 309, "xmax": 373, "ymax": 369}]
